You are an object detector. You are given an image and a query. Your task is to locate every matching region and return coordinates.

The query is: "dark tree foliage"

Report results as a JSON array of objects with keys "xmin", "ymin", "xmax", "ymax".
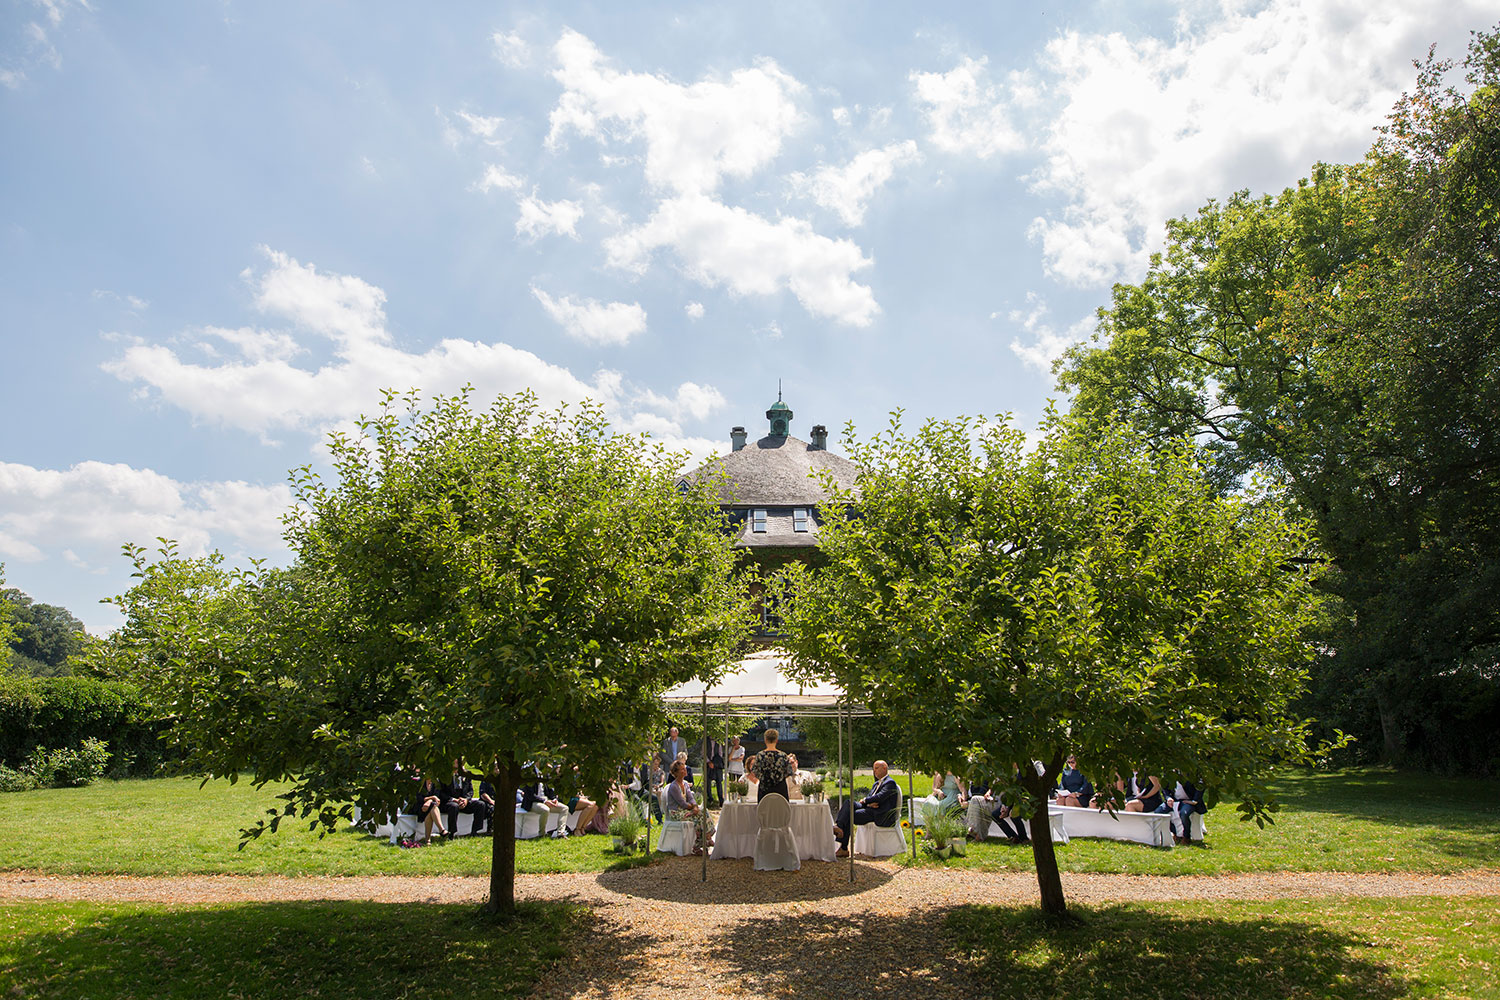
[
  {"xmin": 1057, "ymin": 29, "xmax": 1500, "ymax": 773},
  {"xmin": 2, "ymin": 588, "xmax": 88, "ymax": 677}
]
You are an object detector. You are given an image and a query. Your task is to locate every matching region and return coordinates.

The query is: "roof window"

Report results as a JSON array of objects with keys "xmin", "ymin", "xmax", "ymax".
[
  {"xmin": 752, "ymin": 509, "xmax": 767, "ymax": 533},
  {"xmin": 793, "ymin": 508, "xmax": 810, "ymax": 532}
]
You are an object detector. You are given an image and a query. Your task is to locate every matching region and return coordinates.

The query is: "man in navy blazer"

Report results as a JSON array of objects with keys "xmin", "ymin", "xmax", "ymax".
[{"xmin": 832, "ymin": 759, "xmax": 899, "ymax": 857}]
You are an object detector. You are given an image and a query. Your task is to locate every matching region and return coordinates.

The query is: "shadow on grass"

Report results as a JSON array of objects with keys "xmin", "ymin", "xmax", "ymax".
[
  {"xmin": 596, "ymin": 854, "xmax": 892, "ymax": 903},
  {"xmin": 1272, "ymin": 768, "xmax": 1500, "ymax": 827},
  {"xmin": 0, "ymin": 899, "xmax": 594, "ymax": 1000},
  {"xmin": 694, "ymin": 904, "xmax": 1413, "ymax": 1000}
]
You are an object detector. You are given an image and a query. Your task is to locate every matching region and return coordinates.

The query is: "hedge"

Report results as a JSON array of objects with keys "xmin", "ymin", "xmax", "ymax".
[{"xmin": 0, "ymin": 673, "xmax": 176, "ymax": 775}]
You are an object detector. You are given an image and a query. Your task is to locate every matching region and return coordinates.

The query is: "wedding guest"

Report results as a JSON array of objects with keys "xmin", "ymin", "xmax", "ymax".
[
  {"xmin": 1122, "ymin": 771, "xmax": 1164, "ymax": 813},
  {"xmin": 727, "ymin": 737, "xmax": 746, "ymax": 781},
  {"xmin": 667, "ymin": 759, "xmax": 715, "ymax": 855},
  {"xmin": 520, "ymin": 767, "xmax": 570, "ymax": 837},
  {"xmin": 832, "ymin": 759, "xmax": 899, "ymax": 857},
  {"xmin": 701, "ymin": 735, "xmax": 725, "ymax": 807},
  {"xmin": 746, "ymin": 729, "xmax": 793, "ymax": 801},
  {"xmin": 441, "ymin": 758, "xmax": 492, "ymax": 838},
  {"xmin": 662, "ymin": 726, "xmax": 686, "ymax": 765},
  {"xmin": 411, "ymin": 771, "xmax": 447, "ymax": 844},
  {"xmin": 1054, "ymin": 755, "xmax": 1094, "ymax": 808}
]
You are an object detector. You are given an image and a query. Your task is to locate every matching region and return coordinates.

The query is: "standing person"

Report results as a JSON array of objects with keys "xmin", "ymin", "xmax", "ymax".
[
  {"xmin": 726, "ymin": 737, "xmax": 746, "ymax": 784},
  {"xmin": 745, "ymin": 728, "xmax": 793, "ymax": 802},
  {"xmin": 662, "ymin": 726, "xmax": 686, "ymax": 766},
  {"xmin": 831, "ymin": 759, "xmax": 899, "ymax": 857},
  {"xmin": 701, "ymin": 734, "xmax": 725, "ymax": 807}
]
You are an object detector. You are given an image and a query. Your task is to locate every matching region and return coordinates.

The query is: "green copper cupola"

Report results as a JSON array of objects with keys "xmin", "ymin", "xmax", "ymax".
[{"xmin": 766, "ymin": 388, "xmax": 792, "ymax": 437}]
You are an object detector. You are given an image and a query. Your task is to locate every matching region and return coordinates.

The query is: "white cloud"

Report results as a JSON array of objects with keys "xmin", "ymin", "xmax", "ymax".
[
  {"xmin": 455, "ymin": 110, "xmax": 504, "ymax": 144},
  {"xmin": 605, "ymin": 194, "xmax": 878, "ymax": 326},
  {"xmin": 515, "ymin": 194, "xmax": 584, "ymax": 240},
  {"xmin": 1020, "ymin": 0, "xmax": 1487, "ymax": 285},
  {"xmin": 1, "ymin": 0, "xmax": 87, "ymax": 87},
  {"xmin": 684, "ymin": 301, "xmax": 705, "ymax": 320},
  {"xmin": 790, "ymin": 140, "xmax": 921, "ymax": 226},
  {"xmin": 474, "ymin": 164, "xmax": 524, "ymax": 193},
  {"xmin": 530, "ymin": 286, "xmax": 647, "ymax": 346},
  {"xmin": 1005, "ymin": 293, "xmax": 1094, "ymax": 372},
  {"xmin": 545, "ymin": 28, "xmax": 805, "ymax": 196},
  {"xmin": 101, "ymin": 250, "xmax": 726, "ymax": 462},
  {"xmin": 492, "ymin": 30, "xmax": 530, "ymax": 68},
  {"xmin": 0, "ymin": 460, "xmax": 292, "ymax": 565},
  {"xmin": 910, "ymin": 56, "xmax": 1025, "ymax": 159}
]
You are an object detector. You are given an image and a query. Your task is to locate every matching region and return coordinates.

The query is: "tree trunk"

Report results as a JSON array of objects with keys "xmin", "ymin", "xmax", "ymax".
[
  {"xmin": 1024, "ymin": 754, "xmax": 1067, "ymax": 918},
  {"xmin": 486, "ymin": 760, "xmax": 521, "ymax": 916},
  {"xmin": 1375, "ymin": 686, "xmax": 1401, "ymax": 765}
]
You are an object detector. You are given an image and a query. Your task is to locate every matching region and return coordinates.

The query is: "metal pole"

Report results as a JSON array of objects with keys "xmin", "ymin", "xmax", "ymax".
[
  {"xmin": 908, "ymin": 767, "xmax": 916, "ymax": 860},
  {"xmin": 848, "ymin": 710, "xmax": 855, "ymax": 883},
  {"xmin": 837, "ymin": 703, "xmax": 844, "ymax": 864},
  {"xmin": 701, "ymin": 690, "xmax": 708, "ymax": 883}
]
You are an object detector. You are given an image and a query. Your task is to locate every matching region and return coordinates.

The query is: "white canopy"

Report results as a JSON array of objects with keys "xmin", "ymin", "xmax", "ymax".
[{"xmin": 661, "ymin": 647, "xmax": 868, "ymax": 716}]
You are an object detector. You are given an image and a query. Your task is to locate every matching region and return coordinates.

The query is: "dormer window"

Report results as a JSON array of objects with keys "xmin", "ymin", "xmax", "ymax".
[
  {"xmin": 793, "ymin": 508, "xmax": 810, "ymax": 532},
  {"xmin": 752, "ymin": 508, "xmax": 767, "ymax": 533}
]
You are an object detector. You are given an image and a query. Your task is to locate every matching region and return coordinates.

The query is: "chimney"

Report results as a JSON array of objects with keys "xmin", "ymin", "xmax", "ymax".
[
  {"xmin": 731, "ymin": 426, "xmax": 747, "ymax": 451},
  {"xmin": 810, "ymin": 424, "xmax": 828, "ymax": 450}
]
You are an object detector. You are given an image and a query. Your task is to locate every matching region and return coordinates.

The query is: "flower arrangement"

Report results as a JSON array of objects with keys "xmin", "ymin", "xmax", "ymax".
[
  {"xmin": 799, "ymin": 778, "xmax": 825, "ymax": 801},
  {"xmin": 727, "ymin": 779, "xmax": 750, "ymax": 801}
]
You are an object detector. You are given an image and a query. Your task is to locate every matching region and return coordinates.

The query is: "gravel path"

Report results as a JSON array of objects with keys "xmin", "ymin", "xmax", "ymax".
[{"xmin": 6, "ymin": 864, "xmax": 1499, "ymax": 1000}]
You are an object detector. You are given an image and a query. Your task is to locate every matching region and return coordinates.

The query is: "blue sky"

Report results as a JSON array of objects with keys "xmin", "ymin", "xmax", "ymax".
[{"xmin": 1, "ymin": 1, "xmax": 1488, "ymax": 631}]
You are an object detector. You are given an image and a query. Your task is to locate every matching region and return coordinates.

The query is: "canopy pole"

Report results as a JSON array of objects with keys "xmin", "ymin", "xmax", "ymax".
[
  {"xmin": 701, "ymin": 690, "xmax": 708, "ymax": 882},
  {"xmin": 848, "ymin": 709, "xmax": 855, "ymax": 883},
  {"xmin": 908, "ymin": 767, "xmax": 916, "ymax": 860},
  {"xmin": 837, "ymin": 702, "xmax": 845, "ymax": 868}
]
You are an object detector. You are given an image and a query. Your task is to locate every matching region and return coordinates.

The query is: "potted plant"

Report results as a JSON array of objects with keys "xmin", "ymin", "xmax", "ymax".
[
  {"xmin": 608, "ymin": 798, "xmax": 648, "ymax": 853},
  {"xmin": 800, "ymin": 777, "xmax": 824, "ymax": 802},
  {"xmin": 727, "ymin": 779, "xmax": 750, "ymax": 802},
  {"xmin": 921, "ymin": 804, "xmax": 968, "ymax": 860}
]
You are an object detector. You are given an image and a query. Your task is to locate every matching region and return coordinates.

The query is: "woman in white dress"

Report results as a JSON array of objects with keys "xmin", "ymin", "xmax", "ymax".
[{"xmin": 727, "ymin": 737, "xmax": 746, "ymax": 780}]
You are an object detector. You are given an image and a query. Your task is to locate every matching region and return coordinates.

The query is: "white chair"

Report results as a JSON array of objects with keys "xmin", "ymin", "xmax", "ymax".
[
  {"xmin": 854, "ymin": 784, "xmax": 906, "ymax": 857},
  {"xmin": 753, "ymin": 793, "xmax": 800, "ymax": 871},
  {"xmin": 656, "ymin": 786, "xmax": 695, "ymax": 856}
]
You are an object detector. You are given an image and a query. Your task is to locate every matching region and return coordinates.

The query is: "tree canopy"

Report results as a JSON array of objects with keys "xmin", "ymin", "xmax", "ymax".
[
  {"xmin": 2, "ymin": 588, "xmax": 88, "ymax": 677},
  {"xmin": 1056, "ymin": 28, "xmax": 1500, "ymax": 771},
  {"xmin": 778, "ymin": 411, "xmax": 1335, "ymax": 916},
  {"xmin": 106, "ymin": 390, "xmax": 750, "ymax": 913}
]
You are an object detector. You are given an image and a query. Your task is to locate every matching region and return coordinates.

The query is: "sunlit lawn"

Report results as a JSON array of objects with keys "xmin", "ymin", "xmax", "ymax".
[{"xmin": 0, "ymin": 767, "xmax": 1495, "ymax": 877}]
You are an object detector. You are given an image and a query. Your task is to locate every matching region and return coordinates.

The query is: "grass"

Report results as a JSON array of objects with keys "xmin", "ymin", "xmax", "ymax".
[
  {"xmin": 1, "ymin": 767, "xmax": 1496, "ymax": 877},
  {"xmin": 944, "ymin": 896, "xmax": 1500, "ymax": 999},
  {"xmin": 893, "ymin": 766, "xmax": 1500, "ymax": 875},
  {"xmin": 0, "ymin": 899, "xmax": 580, "ymax": 1000}
]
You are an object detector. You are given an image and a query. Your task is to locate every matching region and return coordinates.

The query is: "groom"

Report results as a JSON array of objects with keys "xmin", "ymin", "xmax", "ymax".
[{"xmin": 832, "ymin": 759, "xmax": 899, "ymax": 858}]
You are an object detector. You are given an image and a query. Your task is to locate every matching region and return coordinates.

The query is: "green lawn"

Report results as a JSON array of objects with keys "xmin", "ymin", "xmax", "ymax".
[
  {"xmin": 942, "ymin": 896, "xmax": 1500, "ymax": 999},
  {"xmin": 0, "ymin": 899, "xmax": 579, "ymax": 1000},
  {"xmin": 1, "ymin": 767, "xmax": 1496, "ymax": 876}
]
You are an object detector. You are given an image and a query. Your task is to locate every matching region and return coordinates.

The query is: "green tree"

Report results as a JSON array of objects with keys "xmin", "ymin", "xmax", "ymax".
[
  {"xmin": 112, "ymin": 390, "xmax": 750, "ymax": 915},
  {"xmin": 0, "ymin": 565, "xmax": 15, "ymax": 675},
  {"xmin": 1056, "ymin": 29, "xmax": 1500, "ymax": 770},
  {"xmin": 778, "ymin": 412, "xmax": 1335, "ymax": 917},
  {"xmin": 2, "ymin": 589, "xmax": 88, "ymax": 677}
]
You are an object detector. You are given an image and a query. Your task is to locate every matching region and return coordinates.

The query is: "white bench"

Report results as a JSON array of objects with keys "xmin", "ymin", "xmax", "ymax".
[
  {"xmin": 1051, "ymin": 804, "xmax": 1173, "ymax": 847},
  {"xmin": 985, "ymin": 809, "xmax": 1068, "ymax": 844}
]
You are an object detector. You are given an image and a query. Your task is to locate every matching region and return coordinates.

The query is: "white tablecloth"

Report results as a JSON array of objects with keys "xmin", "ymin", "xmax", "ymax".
[{"xmin": 710, "ymin": 800, "xmax": 837, "ymax": 861}]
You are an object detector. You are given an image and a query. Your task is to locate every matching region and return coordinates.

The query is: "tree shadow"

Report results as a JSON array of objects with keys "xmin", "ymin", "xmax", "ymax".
[
  {"xmin": 697, "ymin": 903, "xmax": 1417, "ymax": 1000},
  {"xmin": 596, "ymin": 854, "xmax": 893, "ymax": 903},
  {"xmin": 2, "ymin": 899, "xmax": 590, "ymax": 999},
  {"xmin": 1271, "ymin": 769, "xmax": 1500, "ymax": 830}
]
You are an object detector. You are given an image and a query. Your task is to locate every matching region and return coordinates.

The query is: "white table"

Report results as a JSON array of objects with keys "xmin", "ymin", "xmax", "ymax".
[{"xmin": 710, "ymin": 800, "xmax": 837, "ymax": 861}]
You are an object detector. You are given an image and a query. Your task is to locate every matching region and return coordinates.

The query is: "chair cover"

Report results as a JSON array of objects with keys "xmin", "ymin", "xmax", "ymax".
[
  {"xmin": 854, "ymin": 784, "xmax": 906, "ymax": 857},
  {"xmin": 754, "ymin": 793, "xmax": 800, "ymax": 871},
  {"xmin": 657, "ymin": 785, "xmax": 696, "ymax": 856}
]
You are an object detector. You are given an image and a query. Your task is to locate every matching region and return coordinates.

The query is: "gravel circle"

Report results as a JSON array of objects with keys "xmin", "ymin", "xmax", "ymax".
[{"xmin": 6, "ymin": 864, "xmax": 1498, "ymax": 1000}]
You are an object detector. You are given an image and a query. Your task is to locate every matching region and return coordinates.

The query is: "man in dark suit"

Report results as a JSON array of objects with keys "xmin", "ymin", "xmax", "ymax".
[
  {"xmin": 832, "ymin": 759, "xmax": 899, "ymax": 857},
  {"xmin": 700, "ymin": 736, "xmax": 725, "ymax": 807},
  {"xmin": 440, "ymin": 758, "xmax": 492, "ymax": 837}
]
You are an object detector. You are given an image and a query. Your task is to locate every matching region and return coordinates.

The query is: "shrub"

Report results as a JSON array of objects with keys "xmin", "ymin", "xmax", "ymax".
[
  {"xmin": 51, "ymin": 738, "xmax": 111, "ymax": 787},
  {"xmin": 0, "ymin": 674, "xmax": 171, "ymax": 776},
  {"xmin": 0, "ymin": 764, "xmax": 37, "ymax": 793}
]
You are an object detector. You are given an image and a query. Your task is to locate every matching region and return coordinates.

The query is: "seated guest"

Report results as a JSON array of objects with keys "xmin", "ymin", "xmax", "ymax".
[
  {"xmin": 441, "ymin": 758, "xmax": 493, "ymax": 838},
  {"xmin": 1166, "ymin": 778, "xmax": 1206, "ymax": 844},
  {"xmin": 1122, "ymin": 771, "xmax": 1164, "ymax": 813},
  {"xmin": 832, "ymin": 759, "xmax": 899, "ymax": 858},
  {"xmin": 929, "ymin": 771, "xmax": 965, "ymax": 809},
  {"xmin": 1054, "ymin": 755, "xmax": 1094, "ymax": 808},
  {"xmin": 675, "ymin": 750, "xmax": 694, "ymax": 783},
  {"xmin": 411, "ymin": 771, "xmax": 447, "ymax": 844},
  {"xmin": 520, "ymin": 767, "xmax": 571, "ymax": 838},
  {"xmin": 666, "ymin": 759, "xmax": 714, "ymax": 855},
  {"xmin": 746, "ymin": 729, "xmax": 793, "ymax": 801}
]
